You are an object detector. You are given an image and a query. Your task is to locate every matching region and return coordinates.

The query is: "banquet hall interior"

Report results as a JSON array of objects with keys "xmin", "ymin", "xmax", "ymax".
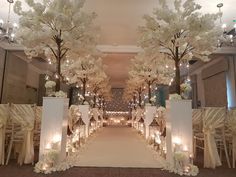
[{"xmin": 0, "ymin": 0, "xmax": 236, "ymax": 177}]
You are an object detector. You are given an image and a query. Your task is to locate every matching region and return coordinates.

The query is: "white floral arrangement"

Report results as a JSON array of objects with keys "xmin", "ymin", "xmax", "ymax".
[
  {"xmin": 55, "ymin": 91, "xmax": 67, "ymax": 98},
  {"xmin": 169, "ymin": 94, "xmax": 182, "ymax": 100},
  {"xmin": 78, "ymin": 94, "xmax": 84, "ymax": 101},
  {"xmin": 180, "ymin": 83, "xmax": 192, "ymax": 93},
  {"xmin": 45, "ymin": 81, "xmax": 56, "ymax": 88},
  {"xmin": 34, "ymin": 151, "xmax": 80, "ymax": 174},
  {"xmin": 163, "ymin": 152, "xmax": 199, "ymax": 176},
  {"xmin": 157, "ymin": 106, "xmax": 166, "ymax": 113},
  {"xmin": 150, "ymin": 96, "xmax": 156, "ymax": 103},
  {"xmin": 156, "ymin": 106, "xmax": 166, "ymax": 118}
]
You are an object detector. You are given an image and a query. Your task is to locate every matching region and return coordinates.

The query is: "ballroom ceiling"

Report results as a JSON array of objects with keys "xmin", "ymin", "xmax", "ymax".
[{"xmin": 0, "ymin": 0, "xmax": 235, "ymax": 88}]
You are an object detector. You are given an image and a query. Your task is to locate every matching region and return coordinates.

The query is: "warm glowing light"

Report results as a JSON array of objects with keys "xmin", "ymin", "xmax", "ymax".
[
  {"xmin": 173, "ymin": 136, "xmax": 182, "ymax": 145},
  {"xmin": 183, "ymin": 145, "xmax": 188, "ymax": 151},
  {"xmin": 45, "ymin": 143, "xmax": 52, "ymax": 150},
  {"xmin": 52, "ymin": 134, "xmax": 61, "ymax": 143},
  {"xmin": 13, "ymin": 23, "xmax": 18, "ymax": 28},
  {"xmin": 222, "ymin": 23, "xmax": 227, "ymax": 29}
]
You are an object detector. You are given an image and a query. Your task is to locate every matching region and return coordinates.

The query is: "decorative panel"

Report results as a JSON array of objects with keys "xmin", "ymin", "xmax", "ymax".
[{"xmin": 106, "ymin": 88, "xmax": 128, "ymax": 111}]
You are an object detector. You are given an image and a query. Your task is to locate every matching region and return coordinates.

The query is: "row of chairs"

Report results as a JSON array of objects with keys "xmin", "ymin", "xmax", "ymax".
[
  {"xmin": 193, "ymin": 107, "xmax": 236, "ymax": 168},
  {"xmin": 0, "ymin": 104, "xmax": 42, "ymax": 165}
]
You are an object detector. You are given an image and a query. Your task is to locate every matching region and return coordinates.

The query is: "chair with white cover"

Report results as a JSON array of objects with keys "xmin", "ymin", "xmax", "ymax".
[
  {"xmin": 34, "ymin": 106, "xmax": 42, "ymax": 147},
  {"xmin": 194, "ymin": 107, "xmax": 230, "ymax": 168},
  {"xmin": 0, "ymin": 104, "xmax": 10, "ymax": 165},
  {"xmin": 226, "ymin": 109, "xmax": 236, "ymax": 168},
  {"xmin": 192, "ymin": 109, "xmax": 203, "ymax": 134},
  {"xmin": 192, "ymin": 109, "xmax": 203, "ymax": 157},
  {"xmin": 6, "ymin": 104, "xmax": 35, "ymax": 165}
]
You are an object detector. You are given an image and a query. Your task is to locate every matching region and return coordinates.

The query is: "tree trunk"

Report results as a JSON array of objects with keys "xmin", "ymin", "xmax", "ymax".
[
  {"xmin": 93, "ymin": 95, "xmax": 96, "ymax": 108},
  {"xmin": 55, "ymin": 31, "xmax": 63, "ymax": 92},
  {"xmin": 138, "ymin": 92, "xmax": 142, "ymax": 107},
  {"xmin": 82, "ymin": 79, "xmax": 86, "ymax": 102},
  {"xmin": 148, "ymin": 82, "xmax": 151, "ymax": 104},
  {"xmin": 175, "ymin": 46, "xmax": 181, "ymax": 95},
  {"xmin": 55, "ymin": 60, "xmax": 61, "ymax": 91}
]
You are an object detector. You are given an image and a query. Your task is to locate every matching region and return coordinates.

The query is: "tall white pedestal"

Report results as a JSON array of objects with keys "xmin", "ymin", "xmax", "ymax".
[
  {"xmin": 144, "ymin": 105, "xmax": 156, "ymax": 139},
  {"xmin": 166, "ymin": 100, "xmax": 192, "ymax": 164},
  {"xmin": 39, "ymin": 97, "xmax": 69, "ymax": 163},
  {"xmin": 79, "ymin": 105, "xmax": 90, "ymax": 138}
]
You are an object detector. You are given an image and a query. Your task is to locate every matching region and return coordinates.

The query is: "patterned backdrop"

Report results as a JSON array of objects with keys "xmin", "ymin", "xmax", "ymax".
[{"xmin": 106, "ymin": 88, "xmax": 129, "ymax": 111}]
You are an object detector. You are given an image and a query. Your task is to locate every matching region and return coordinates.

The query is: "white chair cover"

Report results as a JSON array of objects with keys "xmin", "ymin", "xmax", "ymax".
[
  {"xmin": 203, "ymin": 107, "xmax": 226, "ymax": 168},
  {"xmin": 0, "ymin": 104, "xmax": 9, "ymax": 165},
  {"xmin": 35, "ymin": 106, "xmax": 42, "ymax": 125},
  {"xmin": 227, "ymin": 109, "xmax": 236, "ymax": 166},
  {"xmin": 10, "ymin": 104, "xmax": 35, "ymax": 165},
  {"xmin": 68, "ymin": 105, "xmax": 80, "ymax": 132},
  {"xmin": 192, "ymin": 109, "xmax": 202, "ymax": 125}
]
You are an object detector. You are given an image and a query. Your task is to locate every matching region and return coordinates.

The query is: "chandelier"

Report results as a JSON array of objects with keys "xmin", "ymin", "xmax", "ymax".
[
  {"xmin": 217, "ymin": 3, "xmax": 236, "ymax": 47},
  {"xmin": 0, "ymin": 0, "xmax": 18, "ymax": 43}
]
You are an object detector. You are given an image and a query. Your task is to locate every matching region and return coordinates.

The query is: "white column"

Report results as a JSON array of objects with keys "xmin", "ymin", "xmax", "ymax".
[
  {"xmin": 166, "ymin": 100, "xmax": 192, "ymax": 164},
  {"xmin": 79, "ymin": 105, "xmax": 90, "ymax": 138},
  {"xmin": 144, "ymin": 105, "xmax": 156, "ymax": 139},
  {"xmin": 39, "ymin": 97, "xmax": 69, "ymax": 163},
  {"xmin": 226, "ymin": 55, "xmax": 236, "ymax": 108}
]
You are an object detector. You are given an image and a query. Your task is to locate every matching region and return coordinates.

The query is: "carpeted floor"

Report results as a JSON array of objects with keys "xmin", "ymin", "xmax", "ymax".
[
  {"xmin": 1, "ymin": 164, "xmax": 236, "ymax": 177},
  {"xmin": 0, "ymin": 126, "xmax": 236, "ymax": 177},
  {"xmin": 77, "ymin": 126, "xmax": 163, "ymax": 168}
]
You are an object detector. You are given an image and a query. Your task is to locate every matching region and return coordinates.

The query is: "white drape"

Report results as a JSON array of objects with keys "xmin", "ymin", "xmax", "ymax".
[
  {"xmin": 192, "ymin": 109, "xmax": 202, "ymax": 125},
  {"xmin": 203, "ymin": 107, "xmax": 225, "ymax": 168},
  {"xmin": 68, "ymin": 105, "xmax": 80, "ymax": 132},
  {"xmin": 0, "ymin": 104, "xmax": 9, "ymax": 165},
  {"xmin": 227, "ymin": 109, "xmax": 236, "ymax": 167},
  {"xmin": 10, "ymin": 104, "xmax": 35, "ymax": 165}
]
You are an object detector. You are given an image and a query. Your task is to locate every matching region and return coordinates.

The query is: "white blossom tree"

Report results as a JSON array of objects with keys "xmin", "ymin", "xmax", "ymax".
[
  {"xmin": 138, "ymin": 0, "xmax": 220, "ymax": 94},
  {"xmin": 14, "ymin": 0, "xmax": 99, "ymax": 91},
  {"xmin": 88, "ymin": 70, "xmax": 109, "ymax": 107},
  {"xmin": 125, "ymin": 77, "xmax": 145, "ymax": 107},
  {"xmin": 61, "ymin": 55, "xmax": 103, "ymax": 102},
  {"xmin": 129, "ymin": 52, "xmax": 173, "ymax": 103}
]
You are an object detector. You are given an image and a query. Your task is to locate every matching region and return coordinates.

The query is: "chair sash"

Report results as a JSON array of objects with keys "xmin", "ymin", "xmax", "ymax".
[
  {"xmin": 192, "ymin": 109, "xmax": 202, "ymax": 125},
  {"xmin": 203, "ymin": 107, "xmax": 225, "ymax": 168},
  {"xmin": 68, "ymin": 105, "xmax": 80, "ymax": 132},
  {"xmin": 11, "ymin": 104, "xmax": 35, "ymax": 165},
  {"xmin": 227, "ymin": 109, "xmax": 236, "ymax": 161},
  {"xmin": 0, "ymin": 104, "xmax": 9, "ymax": 165}
]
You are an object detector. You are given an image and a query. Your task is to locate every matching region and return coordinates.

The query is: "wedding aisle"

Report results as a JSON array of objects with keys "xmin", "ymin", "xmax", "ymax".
[{"xmin": 77, "ymin": 126, "xmax": 163, "ymax": 168}]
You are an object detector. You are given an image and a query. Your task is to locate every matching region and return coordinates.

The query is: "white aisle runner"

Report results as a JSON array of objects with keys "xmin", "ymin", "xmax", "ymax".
[{"xmin": 76, "ymin": 126, "xmax": 163, "ymax": 168}]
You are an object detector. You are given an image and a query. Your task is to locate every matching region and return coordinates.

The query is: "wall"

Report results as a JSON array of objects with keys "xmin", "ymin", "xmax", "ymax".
[
  {"xmin": 0, "ymin": 48, "xmax": 6, "ymax": 101},
  {"xmin": 0, "ymin": 51, "xmax": 40, "ymax": 104},
  {"xmin": 190, "ymin": 55, "xmax": 230, "ymax": 108}
]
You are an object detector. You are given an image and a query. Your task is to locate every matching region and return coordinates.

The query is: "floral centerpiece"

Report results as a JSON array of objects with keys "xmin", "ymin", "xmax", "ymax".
[
  {"xmin": 180, "ymin": 83, "xmax": 192, "ymax": 99},
  {"xmin": 45, "ymin": 80, "xmax": 56, "ymax": 96},
  {"xmin": 150, "ymin": 95, "xmax": 156, "ymax": 106},
  {"xmin": 169, "ymin": 94, "xmax": 182, "ymax": 101}
]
